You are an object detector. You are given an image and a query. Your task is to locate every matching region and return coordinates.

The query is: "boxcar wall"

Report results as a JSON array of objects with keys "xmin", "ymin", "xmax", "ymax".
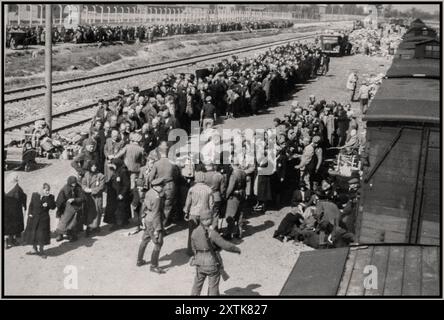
[{"xmin": 358, "ymin": 120, "xmax": 440, "ymax": 245}]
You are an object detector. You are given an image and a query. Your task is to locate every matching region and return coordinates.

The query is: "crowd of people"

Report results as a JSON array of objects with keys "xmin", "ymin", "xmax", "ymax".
[
  {"xmin": 6, "ymin": 20, "xmax": 293, "ymax": 47},
  {"xmin": 5, "ymin": 34, "xmax": 372, "ymax": 295}
]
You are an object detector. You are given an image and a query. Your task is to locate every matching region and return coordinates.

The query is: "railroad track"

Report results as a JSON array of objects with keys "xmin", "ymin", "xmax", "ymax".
[
  {"xmin": 4, "ymin": 32, "xmax": 318, "ymax": 104},
  {"xmin": 4, "ymin": 32, "xmax": 319, "ymax": 140}
]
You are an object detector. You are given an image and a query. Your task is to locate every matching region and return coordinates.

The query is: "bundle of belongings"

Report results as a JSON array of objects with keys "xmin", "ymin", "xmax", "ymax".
[{"xmin": 348, "ymin": 26, "xmax": 403, "ymax": 56}]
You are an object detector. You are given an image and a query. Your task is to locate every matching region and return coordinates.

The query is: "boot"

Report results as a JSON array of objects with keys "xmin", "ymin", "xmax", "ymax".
[{"xmin": 56, "ymin": 234, "xmax": 64, "ymax": 242}]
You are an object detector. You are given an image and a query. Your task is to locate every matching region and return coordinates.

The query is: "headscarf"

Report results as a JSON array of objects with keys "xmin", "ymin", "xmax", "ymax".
[{"xmin": 67, "ymin": 176, "xmax": 77, "ymax": 186}]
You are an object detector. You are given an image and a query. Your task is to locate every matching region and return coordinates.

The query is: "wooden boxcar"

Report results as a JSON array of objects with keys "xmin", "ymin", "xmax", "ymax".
[{"xmin": 358, "ymin": 57, "xmax": 440, "ymax": 245}]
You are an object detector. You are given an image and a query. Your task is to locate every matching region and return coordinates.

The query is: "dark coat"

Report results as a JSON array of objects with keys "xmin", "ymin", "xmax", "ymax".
[
  {"xmin": 4, "ymin": 184, "xmax": 27, "ymax": 235},
  {"xmin": 24, "ymin": 193, "xmax": 56, "ymax": 246},
  {"xmin": 55, "ymin": 183, "xmax": 85, "ymax": 234},
  {"xmin": 105, "ymin": 163, "xmax": 131, "ymax": 225}
]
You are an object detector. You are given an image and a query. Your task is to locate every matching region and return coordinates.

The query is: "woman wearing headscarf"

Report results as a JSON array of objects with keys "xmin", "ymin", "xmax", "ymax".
[
  {"xmin": 4, "ymin": 174, "xmax": 27, "ymax": 248},
  {"xmin": 55, "ymin": 176, "xmax": 85, "ymax": 242},
  {"xmin": 23, "ymin": 183, "xmax": 56, "ymax": 258},
  {"xmin": 106, "ymin": 158, "xmax": 131, "ymax": 230},
  {"xmin": 81, "ymin": 161, "xmax": 105, "ymax": 236}
]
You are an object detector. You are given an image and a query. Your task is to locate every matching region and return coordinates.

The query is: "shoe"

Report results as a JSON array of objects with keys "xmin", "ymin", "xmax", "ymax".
[
  {"xmin": 136, "ymin": 260, "xmax": 147, "ymax": 267},
  {"xmin": 150, "ymin": 266, "xmax": 165, "ymax": 274},
  {"xmin": 11, "ymin": 238, "xmax": 20, "ymax": 246},
  {"xmin": 56, "ymin": 235, "xmax": 64, "ymax": 242},
  {"xmin": 69, "ymin": 235, "xmax": 78, "ymax": 243},
  {"xmin": 26, "ymin": 251, "xmax": 39, "ymax": 255},
  {"xmin": 39, "ymin": 253, "xmax": 47, "ymax": 259}
]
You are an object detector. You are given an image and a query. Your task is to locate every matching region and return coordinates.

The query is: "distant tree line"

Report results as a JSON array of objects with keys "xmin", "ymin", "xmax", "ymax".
[{"xmin": 383, "ymin": 4, "xmax": 439, "ymax": 20}]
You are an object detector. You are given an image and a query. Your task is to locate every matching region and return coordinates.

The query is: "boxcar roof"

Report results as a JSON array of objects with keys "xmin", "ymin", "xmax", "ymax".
[
  {"xmin": 364, "ymin": 77, "xmax": 440, "ymax": 124},
  {"xmin": 386, "ymin": 58, "xmax": 440, "ymax": 78}
]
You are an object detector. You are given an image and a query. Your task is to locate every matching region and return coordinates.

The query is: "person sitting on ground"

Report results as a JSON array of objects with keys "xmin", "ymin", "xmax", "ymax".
[{"xmin": 273, "ymin": 203, "xmax": 305, "ymax": 242}]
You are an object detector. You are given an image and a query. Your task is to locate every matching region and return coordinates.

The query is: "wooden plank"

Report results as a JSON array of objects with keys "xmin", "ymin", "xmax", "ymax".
[
  {"xmin": 421, "ymin": 246, "xmax": 440, "ymax": 296},
  {"xmin": 369, "ymin": 174, "xmax": 416, "ymax": 185},
  {"xmin": 280, "ymin": 248, "xmax": 350, "ymax": 296},
  {"xmin": 346, "ymin": 247, "xmax": 374, "ymax": 296},
  {"xmin": 365, "ymin": 246, "xmax": 390, "ymax": 296},
  {"xmin": 402, "ymin": 246, "xmax": 422, "ymax": 296},
  {"xmin": 362, "ymin": 195, "xmax": 413, "ymax": 214},
  {"xmin": 368, "ymin": 127, "xmax": 422, "ymax": 141},
  {"xmin": 362, "ymin": 213, "xmax": 408, "ymax": 234},
  {"xmin": 428, "ymin": 130, "xmax": 440, "ymax": 148},
  {"xmin": 337, "ymin": 250, "xmax": 358, "ymax": 296},
  {"xmin": 420, "ymin": 236, "xmax": 440, "ymax": 246},
  {"xmin": 359, "ymin": 227, "xmax": 383, "ymax": 243},
  {"xmin": 364, "ymin": 181, "xmax": 416, "ymax": 197},
  {"xmin": 362, "ymin": 210, "xmax": 409, "ymax": 224},
  {"xmin": 384, "ymin": 231, "xmax": 408, "ymax": 243},
  {"xmin": 383, "ymin": 246, "xmax": 405, "ymax": 295}
]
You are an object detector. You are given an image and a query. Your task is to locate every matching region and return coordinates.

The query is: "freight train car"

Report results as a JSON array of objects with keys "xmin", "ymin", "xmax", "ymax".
[
  {"xmin": 358, "ymin": 33, "xmax": 440, "ymax": 246},
  {"xmin": 280, "ymin": 19, "xmax": 440, "ymax": 296}
]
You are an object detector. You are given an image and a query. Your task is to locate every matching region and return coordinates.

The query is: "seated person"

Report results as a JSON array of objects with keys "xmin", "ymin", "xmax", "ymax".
[{"xmin": 273, "ymin": 203, "xmax": 305, "ymax": 242}]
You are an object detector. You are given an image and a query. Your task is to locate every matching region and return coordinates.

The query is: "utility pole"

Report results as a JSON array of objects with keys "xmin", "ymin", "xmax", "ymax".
[{"xmin": 45, "ymin": 4, "xmax": 52, "ymax": 134}]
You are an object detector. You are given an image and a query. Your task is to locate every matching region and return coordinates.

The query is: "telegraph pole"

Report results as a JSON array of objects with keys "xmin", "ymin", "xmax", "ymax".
[{"xmin": 45, "ymin": 4, "xmax": 53, "ymax": 134}]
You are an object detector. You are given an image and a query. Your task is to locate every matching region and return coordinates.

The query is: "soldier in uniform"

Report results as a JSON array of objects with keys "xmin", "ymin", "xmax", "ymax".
[
  {"xmin": 190, "ymin": 210, "xmax": 241, "ymax": 296},
  {"xmin": 148, "ymin": 142, "xmax": 177, "ymax": 225},
  {"xmin": 136, "ymin": 178, "xmax": 166, "ymax": 274},
  {"xmin": 204, "ymin": 164, "xmax": 226, "ymax": 230},
  {"xmin": 184, "ymin": 171, "xmax": 214, "ymax": 256},
  {"xmin": 223, "ymin": 163, "xmax": 247, "ymax": 240}
]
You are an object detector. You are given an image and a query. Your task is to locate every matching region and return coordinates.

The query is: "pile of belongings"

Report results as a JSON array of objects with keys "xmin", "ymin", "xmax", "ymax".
[{"xmin": 348, "ymin": 27, "xmax": 402, "ymax": 56}]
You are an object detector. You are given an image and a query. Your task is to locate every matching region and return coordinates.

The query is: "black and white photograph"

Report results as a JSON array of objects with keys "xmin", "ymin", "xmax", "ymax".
[{"xmin": 1, "ymin": 1, "xmax": 441, "ymax": 300}]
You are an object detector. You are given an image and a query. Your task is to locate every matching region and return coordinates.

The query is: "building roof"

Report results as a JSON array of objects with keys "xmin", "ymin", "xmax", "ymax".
[
  {"xmin": 386, "ymin": 58, "xmax": 440, "ymax": 78},
  {"xmin": 364, "ymin": 77, "xmax": 439, "ymax": 124}
]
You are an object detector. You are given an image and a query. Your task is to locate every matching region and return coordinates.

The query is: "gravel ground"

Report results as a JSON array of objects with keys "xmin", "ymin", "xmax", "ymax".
[{"xmin": 3, "ymin": 50, "xmax": 391, "ymax": 296}]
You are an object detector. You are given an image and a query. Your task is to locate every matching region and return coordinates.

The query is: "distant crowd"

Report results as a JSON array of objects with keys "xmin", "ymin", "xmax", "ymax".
[{"xmin": 5, "ymin": 21, "xmax": 294, "ymax": 47}]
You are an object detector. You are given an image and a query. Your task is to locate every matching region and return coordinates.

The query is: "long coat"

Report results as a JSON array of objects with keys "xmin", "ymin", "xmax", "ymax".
[
  {"xmin": 4, "ymin": 184, "xmax": 27, "ymax": 235},
  {"xmin": 24, "ymin": 193, "xmax": 56, "ymax": 246},
  {"xmin": 103, "ymin": 138, "xmax": 124, "ymax": 182},
  {"xmin": 81, "ymin": 171, "xmax": 105, "ymax": 228},
  {"xmin": 55, "ymin": 184, "xmax": 85, "ymax": 234},
  {"xmin": 105, "ymin": 165, "xmax": 131, "ymax": 225}
]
